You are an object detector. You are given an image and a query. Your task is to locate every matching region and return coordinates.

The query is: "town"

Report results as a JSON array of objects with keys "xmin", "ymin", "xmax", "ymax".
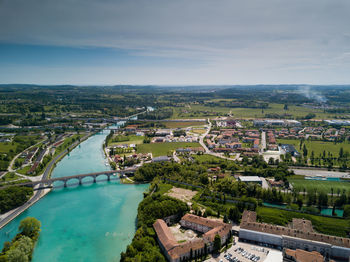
[{"xmin": 1, "ymin": 85, "xmax": 350, "ymax": 262}]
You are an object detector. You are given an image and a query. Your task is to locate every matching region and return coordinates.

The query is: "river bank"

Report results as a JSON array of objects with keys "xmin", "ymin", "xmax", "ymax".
[
  {"xmin": 0, "ymin": 132, "xmax": 93, "ymax": 230},
  {"xmin": 0, "ymin": 127, "xmax": 149, "ymax": 261}
]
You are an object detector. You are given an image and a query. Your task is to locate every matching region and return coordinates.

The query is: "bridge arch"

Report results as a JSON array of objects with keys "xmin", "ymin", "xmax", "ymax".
[
  {"xmin": 80, "ymin": 175, "xmax": 96, "ymax": 184},
  {"xmin": 65, "ymin": 177, "xmax": 80, "ymax": 187}
]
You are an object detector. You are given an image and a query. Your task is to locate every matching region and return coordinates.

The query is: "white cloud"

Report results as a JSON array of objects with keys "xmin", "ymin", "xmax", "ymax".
[{"xmin": 0, "ymin": 0, "xmax": 350, "ymax": 84}]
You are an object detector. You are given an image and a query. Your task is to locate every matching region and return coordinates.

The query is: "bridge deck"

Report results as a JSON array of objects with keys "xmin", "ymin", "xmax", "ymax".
[{"xmin": 1, "ymin": 169, "xmax": 137, "ymax": 189}]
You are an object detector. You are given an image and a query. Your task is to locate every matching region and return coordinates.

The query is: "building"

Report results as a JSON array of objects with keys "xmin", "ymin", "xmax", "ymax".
[
  {"xmin": 253, "ymin": 119, "xmax": 301, "ymax": 127},
  {"xmin": 152, "ymin": 156, "xmax": 171, "ymax": 162},
  {"xmin": 153, "ymin": 214, "xmax": 232, "ymax": 262},
  {"xmin": 238, "ymin": 176, "xmax": 262, "ymax": 185},
  {"xmin": 283, "ymin": 248, "xmax": 334, "ymax": 262},
  {"xmin": 239, "ymin": 211, "xmax": 350, "ymax": 261},
  {"xmin": 281, "ymin": 144, "xmax": 300, "ymax": 157}
]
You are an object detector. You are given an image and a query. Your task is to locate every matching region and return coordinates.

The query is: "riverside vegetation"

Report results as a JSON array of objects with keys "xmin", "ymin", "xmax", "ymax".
[
  {"xmin": 120, "ymin": 156, "xmax": 350, "ymax": 261},
  {"xmin": 0, "ymin": 217, "xmax": 41, "ymax": 262}
]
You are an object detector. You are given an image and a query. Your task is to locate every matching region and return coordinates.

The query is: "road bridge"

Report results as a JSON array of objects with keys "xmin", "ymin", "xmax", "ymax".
[{"xmin": 5, "ymin": 169, "xmax": 137, "ymax": 189}]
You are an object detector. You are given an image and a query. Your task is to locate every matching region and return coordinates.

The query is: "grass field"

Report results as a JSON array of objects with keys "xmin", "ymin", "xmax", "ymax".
[
  {"xmin": 289, "ymin": 177, "xmax": 350, "ymax": 194},
  {"xmin": 163, "ymin": 121, "xmax": 205, "ymax": 128},
  {"xmin": 136, "ymin": 142, "xmax": 201, "ymax": 157},
  {"xmin": 109, "ymin": 135, "xmax": 144, "ymax": 146},
  {"xmin": 277, "ymin": 139, "xmax": 350, "ymax": 157},
  {"xmin": 170, "ymin": 102, "xmax": 340, "ymax": 119},
  {"xmin": 0, "ymin": 172, "xmax": 21, "ymax": 183},
  {"xmin": 0, "ymin": 142, "xmax": 17, "ymax": 153},
  {"xmin": 17, "ymin": 165, "xmax": 31, "ymax": 175},
  {"xmin": 192, "ymin": 154, "xmax": 224, "ymax": 163},
  {"xmin": 257, "ymin": 207, "xmax": 350, "ymax": 237}
]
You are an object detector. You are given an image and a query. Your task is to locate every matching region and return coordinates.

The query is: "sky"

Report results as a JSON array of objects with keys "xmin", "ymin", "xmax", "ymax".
[{"xmin": 0, "ymin": 0, "xmax": 350, "ymax": 85}]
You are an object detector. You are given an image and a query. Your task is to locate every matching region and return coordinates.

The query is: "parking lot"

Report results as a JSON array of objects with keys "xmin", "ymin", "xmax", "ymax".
[{"xmin": 206, "ymin": 237, "xmax": 281, "ymax": 262}]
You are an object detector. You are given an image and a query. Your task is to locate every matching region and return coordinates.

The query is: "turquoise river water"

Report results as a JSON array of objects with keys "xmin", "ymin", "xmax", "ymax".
[{"xmin": 0, "ymin": 128, "xmax": 148, "ymax": 262}]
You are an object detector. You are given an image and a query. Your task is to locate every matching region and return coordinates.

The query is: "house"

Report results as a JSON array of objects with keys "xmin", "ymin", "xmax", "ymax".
[{"xmin": 253, "ymin": 139, "xmax": 260, "ymax": 149}]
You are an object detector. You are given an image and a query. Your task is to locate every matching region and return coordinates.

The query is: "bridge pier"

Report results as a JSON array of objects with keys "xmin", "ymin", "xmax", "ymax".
[
  {"xmin": 79, "ymin": 178, "xmax": 82, "ymax": 185},
  {"xmin": 93, "ymin": 176, "xmax": 96, "ymax": 183},
  {"xmin": 107, "ymin": 174, "xmax": 111, "ymax": 181},
  {"xmin": 63, "ymin": 180, "xmax": 67, "ymax": 187}
]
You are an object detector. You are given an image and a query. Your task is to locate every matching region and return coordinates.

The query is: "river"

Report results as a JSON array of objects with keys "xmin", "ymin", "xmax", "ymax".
[{"xmin": 0, "ymin": 127, "xmax": 148, "ymax": 262}]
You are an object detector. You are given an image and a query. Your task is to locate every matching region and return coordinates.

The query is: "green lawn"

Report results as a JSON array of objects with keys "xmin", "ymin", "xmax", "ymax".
[
  {"xmin": 278, "ymin": 139, "xmax": 350, "ymax": 157},
  {"xmin": 289, "ymin": 177, "xmax": 350, "ymax": 194},
  {"xmin": 17, "ymin": 165, "xmax": 31, "ymax": 175},
  {"xmin": 136, "ymin": 142, "xmax": 201, "ymax": 157},
  {"xmin": 0, "ymin": 172, "xmax": 21, "ymax": 183},
  {"xmin": 257, "ymin": 207, "xmax": 350, "ymax": 237},
  {"xmin": 0, "ymin": 142, "xmax": 17, "ymax": 153},
  {"xmin": 192, "ymin": 154, "xmax": 224, "ymax": 163}
]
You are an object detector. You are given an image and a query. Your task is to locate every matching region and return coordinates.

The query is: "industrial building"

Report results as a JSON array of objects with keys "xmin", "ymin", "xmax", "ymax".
[{"xmin": 238, "ymin": 176, "xmax": 262, "ymax": 185}]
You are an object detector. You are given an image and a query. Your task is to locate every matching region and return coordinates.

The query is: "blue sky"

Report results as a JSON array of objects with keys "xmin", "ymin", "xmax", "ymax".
[{"xmin": 0, "ymin": 0, "xmax": 350, "ymax": 85}]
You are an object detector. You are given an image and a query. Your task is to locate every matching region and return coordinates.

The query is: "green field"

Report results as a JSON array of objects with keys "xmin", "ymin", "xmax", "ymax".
[
  {"xmin": 192, "ymin": 154, "xmax": 224, "ymax": 163},
  {"xmin": 136, "ymin": 142, "xmax": 201, "ymax": 157},
  {"xmin": 17, "ymin": 165, "xmax": 31, "ymax": 175},
  {"xmin": 0, "ymin": 172, "xmax": 21, "ymax": 183},
  {"xmin": 278, "ymin": 139, "xmax": 350, "ymax": 157},
  {"xmin": 163, "ymin": 121, "xmax": 205, "ymax": 128},
  {"xmin": 109, "ymin": 135, "xmax": 144, "ymax": 146},
  {"xmin": 257, "ymin": 207, "xmax": 350, "ymax": 237},
  {"xmin": 289, "ymin": 177, "xmax": 350, "ymax": 194},
  {"xmin": 170, "ymin": 102, "xmax": 339, "ymax": 119}
]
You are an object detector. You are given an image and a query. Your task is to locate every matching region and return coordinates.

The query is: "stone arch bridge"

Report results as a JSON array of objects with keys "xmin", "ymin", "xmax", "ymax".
[{"xmin": 15, "ymin": 169, "xmax": 137, "ymax": 189}]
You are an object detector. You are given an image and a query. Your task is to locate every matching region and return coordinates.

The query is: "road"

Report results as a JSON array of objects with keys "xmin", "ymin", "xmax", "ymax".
[
  {"xmin": 0, "ymin": 133, "xmax": 91, "ymax": 229},
  {"xmin": 261, "ymin": 131, "xmax": 266, "ymax": 152},
  {"xmin": 199, "ymin": 119, "xmax": 211, "ymax": 153},
  {"xmin": 6, "ymin": 138, "xmax": 46, "ymax": 174}
]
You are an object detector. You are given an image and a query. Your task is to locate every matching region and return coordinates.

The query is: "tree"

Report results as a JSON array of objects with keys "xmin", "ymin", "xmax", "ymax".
[
  {"xmin": 303, "ymin": 144, "xmax": 308, "ymax": 158},
  {"xmin": 213, "ymin": 234, "xmax": 221, "ymax": 253},
  {"xmin": 296, "ymin": 195, "xmax": 303, "ymax": 210},
  {"xmin": 344, "ymin": 205, "xmax": 350, "ymax": 218},
  {"xmin": 16, "ymin": 236, "xmax": 33, "ymax": 258},
  {"xmin": 228, "ymin": 206, "xmax": 240, "ymax": 223},
  {"xmin": 339, "ymin": 147, "xmax": 344, "ymax": 158},
  {"xmin": 7, "ymin": 248, "xmax": 28, "ymax": 262},
  {"xmin": 19, "ymin": 217, "xmax": 41, "ymax": 237}
]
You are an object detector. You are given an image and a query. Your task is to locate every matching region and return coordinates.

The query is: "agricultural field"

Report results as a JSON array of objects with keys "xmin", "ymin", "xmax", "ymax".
[
  {"xmin": 163, "ymin": 121, "xmax": 205, "ymax": 129},
  {"xmin": 257, "ymin": 206, "xmax": 350, "ymax": 237},
  {"xmin": 288, "ymin": 176, "xmax": 350, "ymax": 194},
  {"xmin": 191, "ymin": 128, "xmax": 207, "ymax": 135},
  {"xmin": 136, "ymin": 142, "xmax": 201, "ymax": 157},
  {"xmin": 169, "ymin": 102, "xmax": 339, "ymax": 120},
  {"xmin": 277, "ymin": 139, "xmax": 350, "ymax": 157}
]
